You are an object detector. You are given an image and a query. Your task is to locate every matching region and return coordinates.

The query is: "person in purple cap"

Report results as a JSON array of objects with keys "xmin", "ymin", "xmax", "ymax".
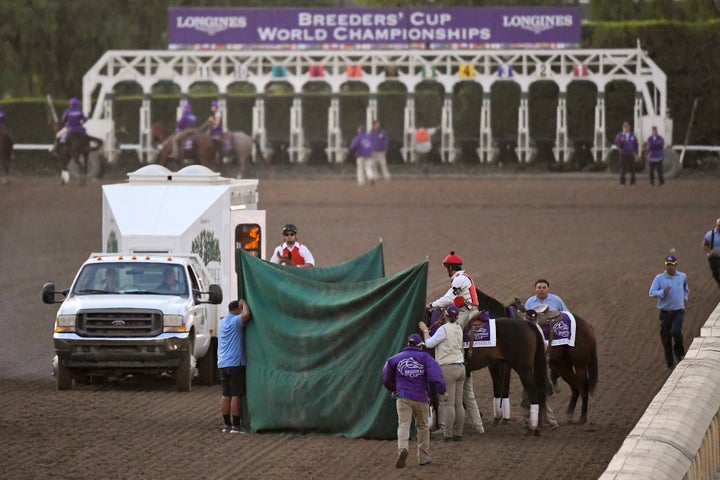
[
  {"xmin": 418, "ymin": 304, "xmax": 466, "ymax": 443},
  {"xmin": 649, "ymin": 254, "xmax": 689, "ymax": 370},
  {"xmin": 382, "ymin": 333, "xmax": 446, "ymax": 468},
  {"xmin": 613, "ymin": 121, "xmax": 639, "ymax": 187}
]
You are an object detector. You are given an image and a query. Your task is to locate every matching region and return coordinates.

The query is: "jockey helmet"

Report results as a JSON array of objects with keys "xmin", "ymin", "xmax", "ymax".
[
  {"xmin": 69, "ymin": 97, "xmax": 79, "ymax": 107},
  {"xmin": 183, "ymin": 103, "xmax": 192, "ymax": 112},
  {"xmin": 442, "ymin": 251, "xmax": 463, "ymax": 267},
  {"xmin": 407, "ymin": 333, "xmax": 424, "ymax": 347},
  {"xmin": 211, "ymin": 100, "xmax": 219, "ymax": 108},
  {"xmin": 446, "ymin": 305, "xmax": 460, "ymax": 318},
  {"xmin": 282, "ymin": 224, "xmax": 298, "ymax": 235}
]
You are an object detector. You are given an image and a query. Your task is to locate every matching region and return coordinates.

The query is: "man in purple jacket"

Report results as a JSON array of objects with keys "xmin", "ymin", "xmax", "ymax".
[
  {"xmin": 369, "ymin": 120, "xmax": 391, "ymax": 181},
  {"xmin": 382, "ymin": 333, "xmax": 447, "ymax": 469},
  {"xmin": 349, "ymin": 126, "xmax": 376, "ymax": 186},
  {"xmin": 646, "ymin": 126, "xmax": 665, "ymax": 186},
  {"xmin": 613, "ymin": 121, "xmax": 639, "ymax": 186}
]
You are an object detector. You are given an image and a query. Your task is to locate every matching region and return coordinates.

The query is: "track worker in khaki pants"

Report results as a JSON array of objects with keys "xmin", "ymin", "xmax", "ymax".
[{"xmin": 382, "ymin": 334, "xmax": 446, "ymax": 469}]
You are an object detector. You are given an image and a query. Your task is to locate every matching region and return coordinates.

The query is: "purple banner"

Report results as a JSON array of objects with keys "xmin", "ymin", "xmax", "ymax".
[{"xmin": 168, "ymin": 7, "xmax": 581, "ymax": 49}]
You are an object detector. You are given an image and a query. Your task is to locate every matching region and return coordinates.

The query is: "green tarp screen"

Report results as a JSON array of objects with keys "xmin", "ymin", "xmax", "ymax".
[
  {"xmin": 236, "ymin": 243, "xmax": 385, "ymax": 300},
  {"xmin": 238, "ymin": 249, "xmax": 428, "ymax": 439}
]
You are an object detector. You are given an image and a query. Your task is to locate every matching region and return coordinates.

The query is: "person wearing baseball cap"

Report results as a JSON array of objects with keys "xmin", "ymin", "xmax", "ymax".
[
  {"xmin": 649, "ymin": 254, "xmax": 689, "ymax": 371},
  {"xmin": 270, "ymin": 224, "xmax": 315, "ymax": 267},
  {"xmin": 425, "ymin": 251, "xmax": 484, "ymax": 434},
  {"xmin": 382, "ymin": 333, "xmax": 446, "ymax": 468}
]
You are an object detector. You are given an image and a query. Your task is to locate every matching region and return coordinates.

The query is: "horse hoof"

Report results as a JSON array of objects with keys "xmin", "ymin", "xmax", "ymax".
[
  {"xmin": 493, "ymin": 417, "xmax": 501, "ymax": 425},
  {"xmin": 578, "ymin": 416, "xmax": 587, "ymax": 425}
]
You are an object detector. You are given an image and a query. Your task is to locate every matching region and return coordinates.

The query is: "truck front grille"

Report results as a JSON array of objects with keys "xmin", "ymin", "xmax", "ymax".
[{"xmin": 77, "ymin": 310, "xmax": 163, "ymax": 337}]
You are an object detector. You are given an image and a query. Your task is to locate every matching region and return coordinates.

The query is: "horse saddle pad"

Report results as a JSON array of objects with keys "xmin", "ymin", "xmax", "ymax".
[
  {"xmin": 463, "ymin": 319, "xmax": 497, "ymax": 348},
  {"xmin": 539, "ymin": 312, "xmax": 576, "ymax": 347}
]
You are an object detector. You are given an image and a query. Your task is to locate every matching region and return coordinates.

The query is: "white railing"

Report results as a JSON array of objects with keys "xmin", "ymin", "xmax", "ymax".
[{"xmin": 599, "ymin": 303, "xmax": 720, "ymax": 480}]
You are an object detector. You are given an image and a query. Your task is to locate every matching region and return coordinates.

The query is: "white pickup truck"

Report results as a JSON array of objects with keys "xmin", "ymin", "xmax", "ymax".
[{"xmin": 43, "ymin": 252, "xmax": 222, "ymax": 391}]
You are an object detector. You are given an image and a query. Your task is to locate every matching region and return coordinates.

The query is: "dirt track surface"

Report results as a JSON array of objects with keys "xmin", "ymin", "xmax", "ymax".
[{"xmin": 2, "ymin": 173, "xmax": 719, "ymax": 480}]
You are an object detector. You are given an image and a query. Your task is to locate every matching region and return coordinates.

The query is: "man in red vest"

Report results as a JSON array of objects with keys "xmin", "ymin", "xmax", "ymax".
[{"xmin": 269, "ymin": 224, "xmax": 315, "ymax": 268}]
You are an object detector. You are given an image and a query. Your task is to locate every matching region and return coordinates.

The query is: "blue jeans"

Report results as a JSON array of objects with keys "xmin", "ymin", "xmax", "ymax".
[{"xmin": 659, "ymin": 309, "xmax": 684, "ymax": 368}]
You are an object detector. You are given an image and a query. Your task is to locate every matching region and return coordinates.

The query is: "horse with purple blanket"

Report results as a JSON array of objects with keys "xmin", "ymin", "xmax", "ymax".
[{"xmin": 425, "ymin": 305, "xmax": 549, "ymax": 435}]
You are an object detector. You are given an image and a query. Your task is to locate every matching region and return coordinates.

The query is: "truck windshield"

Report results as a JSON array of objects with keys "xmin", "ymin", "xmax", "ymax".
[{"xmin": 73, "ymin": 263, "xmax": 188, "ymax": 296}]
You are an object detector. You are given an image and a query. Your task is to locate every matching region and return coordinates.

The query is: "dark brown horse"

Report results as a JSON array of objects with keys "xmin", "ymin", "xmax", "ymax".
[
  {"xmin": 153, "ymin": 122, "xmax": 220, "ymax": 172},
  {"xmin": 426, "ymin": 307, "xmax": 549, "ymax": 435},
  {"xmin": 53, "ymin": 124, "xmax": 103, "ymax": 185},
  {"xmin": 511, "ymin": 300, "xmax": 598, "ymax": 425},
  {"xmin": 0, "ymin": 130, "xmax": 14, "ymax": 184}
]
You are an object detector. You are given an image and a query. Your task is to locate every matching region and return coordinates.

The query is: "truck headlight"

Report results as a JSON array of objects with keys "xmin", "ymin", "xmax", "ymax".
[
  {"xmin": 55, "ymin": 315, "xmax": 76, "ymax": 333},
  {"xmin": 164, "ymin": 314, "xmax": 186, "ymax": 333}
]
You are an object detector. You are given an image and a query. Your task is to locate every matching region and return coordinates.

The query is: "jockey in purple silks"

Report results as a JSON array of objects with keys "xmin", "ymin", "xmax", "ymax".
[
  {"xmin": 209, "ymin": 101, "xmax": 224, "ymax": 138},
  {"xmin": 170, "ymin": 103, "xmax": 197, "ymax": 161},
  {"xmin": 175, "ymin": 103, "xmax": 197, "ymax": 132},
  {"xmin": 0, "ymin": 108, "xmax": 6, "ymax": 131},
  {"xmin": 59, "ymin": 98, "xmax": 87, "ymax": 143}
]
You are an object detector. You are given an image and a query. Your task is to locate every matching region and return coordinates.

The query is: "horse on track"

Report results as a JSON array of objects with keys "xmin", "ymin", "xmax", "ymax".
[
  {"xmin": 511, "ymin": 299, "xmax": 598, "ymax": 425},
  {"xmin": 53, "ymin": 125, "xmax": 103, "ymax": 185},
  {"xmin": 0, "ymin": 130, "xmax": 14, "ymax": 184},
  {"xmin": 197, "ymin": 119, "xmax": 267, "ymax": 178},
  {"xmin": 152, "ymin": 122, "xmax": 220, "ymax": 173},
  {"xmin": 426, "ymin": 306, "xmax": 549, "ymax": 435}
]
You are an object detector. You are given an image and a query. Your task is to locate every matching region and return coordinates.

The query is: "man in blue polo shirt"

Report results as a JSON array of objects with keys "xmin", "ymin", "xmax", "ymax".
[
  {"xmin": 218, "ymin": 299, "xmax": 252, "ymax": 433},
  {"xmin": 649, "ymin": 255, "xmax": 689, "ymax": 371}
]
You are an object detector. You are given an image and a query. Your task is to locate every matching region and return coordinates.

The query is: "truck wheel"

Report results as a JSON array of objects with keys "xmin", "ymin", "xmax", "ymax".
[
  {"xmin": 57, "ymin": 360, "xmax": 73, "ymax": 391},
  {"xmin": 175, "ymin": 345, "xmax": 195, "ymax": 392},
  {"xmin": 197, "ymin": 338, "xmax": 218, "ymax": 386}
]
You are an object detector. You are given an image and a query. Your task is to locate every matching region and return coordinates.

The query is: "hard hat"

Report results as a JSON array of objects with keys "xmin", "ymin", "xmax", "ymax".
[
  {"xmin": 282, "ymin": 224, "xmax": 297, "ymax": 234},
  {"xmin": 442, "ymin": 251, "xmax": 463, "ymax": 266}
]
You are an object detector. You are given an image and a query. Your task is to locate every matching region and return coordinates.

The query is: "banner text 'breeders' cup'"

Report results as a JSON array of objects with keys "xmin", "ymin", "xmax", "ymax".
[{"xmin": 168, "ymin": 7, "xmax": 581, "ymax": 49}]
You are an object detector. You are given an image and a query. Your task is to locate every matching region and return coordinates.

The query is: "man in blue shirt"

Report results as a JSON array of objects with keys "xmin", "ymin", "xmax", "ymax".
[
  {"xmin": 702, "ymin": 218, "xmax": 720, "ymax": 288},
  {"xmin": 382, "ymin": 333, "xmax": 447, "ymax": 468},
  {"xmin": 218, "ymin": 299, "xmax": 252, "ymax": 433},
  {"xmin": 525, "ymin": 279, "xmax": 568, "ymax": 312},
  {"xmin": 649, "ymin": 255, "xmax": 689, "ymax": 370}
]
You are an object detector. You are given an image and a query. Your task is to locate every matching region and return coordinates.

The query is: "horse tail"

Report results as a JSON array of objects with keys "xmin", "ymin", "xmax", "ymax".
[
  {"xmin": 588, "ymin": 345, "xmax": 598, "ymax": 395},
  {"xmin": 529, "ymin": 322, "xmax": 548, "ymax": 411},
  {"xmin": 88, "ymin": 135, "xmax": 103, "ymax": 152}
]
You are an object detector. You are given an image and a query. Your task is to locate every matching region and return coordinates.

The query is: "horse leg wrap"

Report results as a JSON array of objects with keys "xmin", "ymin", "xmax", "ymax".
[
  {"xmin": 502, "ymin": 398, "xmax": 511, "ymax": 420},
  {"xmin": 61, "ymin": 170, "xmax": 70, "ymax": 184},
  {"xmin": 493, "ymin": 398, "xmax": 502, "ymax": 419},
  {"xmin": 529, "ymin": 404, "xmax": 539, "ymax": 430}
]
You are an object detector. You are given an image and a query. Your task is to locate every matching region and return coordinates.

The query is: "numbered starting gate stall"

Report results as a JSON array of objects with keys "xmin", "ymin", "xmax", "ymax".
[{"xmin": 82, "ymin": 44, "xmax": 671, "ymax": 165}]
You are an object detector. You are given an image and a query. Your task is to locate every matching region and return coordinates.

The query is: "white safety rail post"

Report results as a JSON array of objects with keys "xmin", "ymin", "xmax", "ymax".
[
  {"xmin": 252, "ymin": 94, "xmax": 266, "ymax": 158},
  {"xmin": 219, "ymin": 94, "xmax": 228, "ymax": 135},
  {"xmin": 594, "ymin": 91, "xmax": 606, "ymax": 162},
  {"xmin": 139, "ymin": 93, "xmax": 152, "ymax": 162},
  {"xmin": 633, "ymin": 91, "xmax": 643, "ymax": 141},
  {"xmin": 367, "ymin": 93, "xmax": 378, "ymax": 132},
  {"xmin": 441, "ymin": 92, "xmax": 454, "ymax": 163},
  {"xmin": 517, "ymin": 91, "xmax": 530, "ymax": 163},
  {"xmin": 555, "ymin": 92, "xmax": 568, "ymax": 162},
  {"xmin": 288, "ymin": 94, "xmax": 304, "ymax": 163},
  {"xmin": 326, "ymin": 93, "xmax": 343, "ymax": 163},
  {"xmin": 478, "ymin": 92, "xmax": 492, "ymax": 163},
  {"xmin": 103, "ymin": 93, "xmax": 116, "ymax": 162},
  {"xmin": 403, "ymin": 93, "xmax": 416, "ymax": 163}
]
